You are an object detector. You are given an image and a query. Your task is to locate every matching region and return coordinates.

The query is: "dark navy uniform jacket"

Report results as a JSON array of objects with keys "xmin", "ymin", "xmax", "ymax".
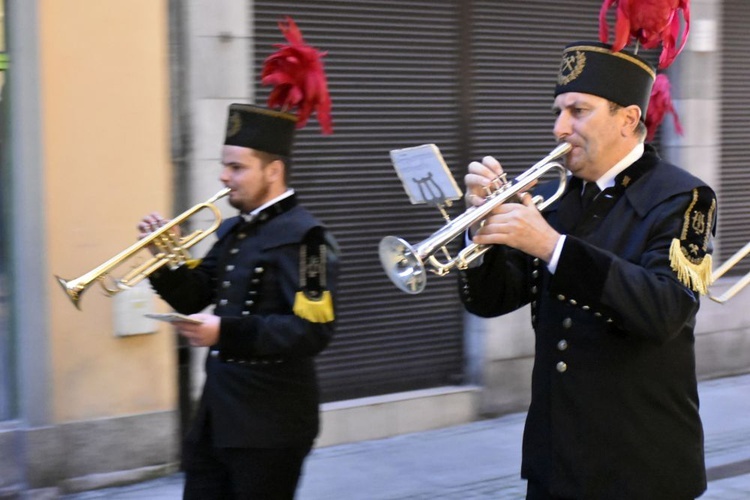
[
  {"xmin": 460, "ymin": 146, "xmax": 716, "ymax": 500},
  {"xmin": 149, "ymin": 194, "xmax": 339, "ymax": 449}
]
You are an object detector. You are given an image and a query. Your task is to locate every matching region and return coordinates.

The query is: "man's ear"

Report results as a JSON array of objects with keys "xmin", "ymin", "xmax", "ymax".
[
  {"xmin": 265, "ymin": 159, "xmax": 285, "ymax": 182},
  {"xmin": 622, "ymin": 105, "xmax": 642, "ymax": 136}
]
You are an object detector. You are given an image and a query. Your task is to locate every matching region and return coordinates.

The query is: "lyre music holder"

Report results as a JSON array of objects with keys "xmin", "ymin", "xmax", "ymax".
[{"xmin": 389, "ymin": 144, "xmax": 463, "ymax": 220}]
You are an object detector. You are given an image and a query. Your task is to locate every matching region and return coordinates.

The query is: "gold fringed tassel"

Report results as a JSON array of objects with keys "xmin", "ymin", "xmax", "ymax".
[
  {"xmin": 293, "ymin": 291, "xmax": 334, "ymax": 323},
  {"xmin": 669, "ymin": 238, "xmax": 713, "ymax": 295}
]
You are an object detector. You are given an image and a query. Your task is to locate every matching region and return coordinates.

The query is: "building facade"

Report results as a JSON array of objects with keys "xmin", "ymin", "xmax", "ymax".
[{"xmin": 2, "ymin": 0, "xmax": 749, "ymax": 496}]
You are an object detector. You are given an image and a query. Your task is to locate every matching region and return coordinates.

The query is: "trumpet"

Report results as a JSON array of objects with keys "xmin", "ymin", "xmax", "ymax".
[
  {"xmin": 708, "ymin": 241, "xmax": 750, "ymax": 303},
  {"xmin": 56, "ymin": 187, "xmax": 231, "ymax": 309},
  {"xmin": 379, "ymin": 142, "xmax": 571, "ymax": 294}
]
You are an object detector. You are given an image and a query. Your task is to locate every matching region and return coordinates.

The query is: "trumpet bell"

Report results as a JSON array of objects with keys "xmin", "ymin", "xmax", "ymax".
[
  {"xmin": 56, "ymin": 273, "xmax": 129, "ymax": 310},
  {"xmin": 56, "ymin": 275, "xmax": 84, "ymax": 310},
  {"xmin": 379, "ymin": 236, "xmax": 426, "ymax": 294}
]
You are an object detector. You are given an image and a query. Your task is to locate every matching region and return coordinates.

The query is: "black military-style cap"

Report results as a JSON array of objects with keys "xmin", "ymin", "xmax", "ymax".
[
  {"xmin": 223, "ymin": 103, "xmax": 298, "ymax": 157},
  {"xmin": 555, "ymin": 41, "xmax": 656, "ymax": 120}
]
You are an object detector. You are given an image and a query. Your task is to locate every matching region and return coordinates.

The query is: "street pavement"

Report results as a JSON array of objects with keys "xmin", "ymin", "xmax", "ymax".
[{"xmin": 62, "ymin": 373, "xmax": 750, "ymax": 499}]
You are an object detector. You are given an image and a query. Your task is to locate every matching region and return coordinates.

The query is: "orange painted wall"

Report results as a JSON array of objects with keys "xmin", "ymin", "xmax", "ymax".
[{"xmin": 39, "ymin": 0, "xmax": 176, "ymax": 421}]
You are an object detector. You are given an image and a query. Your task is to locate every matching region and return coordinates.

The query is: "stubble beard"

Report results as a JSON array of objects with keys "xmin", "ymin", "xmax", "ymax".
[{"xmin": 228, "ymin": 183, "xmax": 270, "ymax": 213}]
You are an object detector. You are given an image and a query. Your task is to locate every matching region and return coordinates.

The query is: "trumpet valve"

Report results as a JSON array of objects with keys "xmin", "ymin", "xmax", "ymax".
[{"xmin": 485, "ymin": 172, "xmax": 509, "ymax": 196}]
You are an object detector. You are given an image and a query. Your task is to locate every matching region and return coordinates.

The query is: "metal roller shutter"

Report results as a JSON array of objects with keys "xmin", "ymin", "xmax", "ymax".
[
  {"xmin": 469, "ymin": 1, "xmax": 661, "ymax": 172},
  {"xmin": 253, "ymin": 0, "xmax": 641, "ymax": 402},
  {"xmin": 469, "ymin": 1, "xmax": 604, "ymax": 171},
  {"xmin": 254, "ymin": 1, "xmax": 466, "ymax": 402},
  {"xmin": 719, "ymin": 1, "xmax": 750, "ymax": 271}
]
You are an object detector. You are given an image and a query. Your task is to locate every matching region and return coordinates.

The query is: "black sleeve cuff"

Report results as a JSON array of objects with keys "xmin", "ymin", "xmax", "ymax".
[
  {"xmin": 216, "ymin": 316, "xmax": 256, "ymax": 360},
  {"xmin": 550, "ymin": 235, "xmax": 612, "ymax": 305}
]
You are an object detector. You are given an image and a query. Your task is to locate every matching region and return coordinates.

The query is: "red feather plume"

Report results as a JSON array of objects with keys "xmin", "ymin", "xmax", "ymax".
[
  {"xmin": 261, "ymin": 17, "xmax": 333, "ymax": 134},
  {"xmin": 599, "ymin": 0, "xmax": 691, "ymax": 69},
  {"xmin": 645, "ymin": 74, "xmax": 683, "ymax": 141}
]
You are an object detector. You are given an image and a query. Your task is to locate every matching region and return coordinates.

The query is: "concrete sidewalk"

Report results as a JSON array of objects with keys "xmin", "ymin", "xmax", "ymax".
[{"xmin": 62, "ymin": 373, "xmax": 750, "ymax": 499}]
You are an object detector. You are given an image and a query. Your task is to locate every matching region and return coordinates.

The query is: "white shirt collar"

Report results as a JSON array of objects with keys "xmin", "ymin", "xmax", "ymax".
[
  {"xmin": 593, "ymin": 143, "xmax": 645, "ymax": 191},
  {"xmin": 242, "ymin": 189, "xmax": 295, "ymax": 222}
]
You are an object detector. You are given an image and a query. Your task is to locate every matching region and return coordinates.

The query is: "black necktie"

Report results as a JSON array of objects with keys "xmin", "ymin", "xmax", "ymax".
[{"xmin": 581, "ymin": 182, "xmax": 600, "ymax": 211}]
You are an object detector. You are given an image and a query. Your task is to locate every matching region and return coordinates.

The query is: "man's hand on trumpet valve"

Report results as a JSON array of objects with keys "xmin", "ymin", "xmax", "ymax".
[
  {"xmin": 137, "ymin": 212, "xmax": 180, "ymax": 255},
  {"xmin": 464, "ymin": 155, "xmax": 505, "ymax": 207},
  {"xmin": 464, "ymin": 155, "xmax": 507, "ymax": 235},
  {"xmin": 464, "ymin": 155, "xmax": 561, "ymax": 263}
]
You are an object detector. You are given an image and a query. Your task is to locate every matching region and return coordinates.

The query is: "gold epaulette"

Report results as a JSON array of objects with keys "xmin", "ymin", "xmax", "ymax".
[
  {"xmin": 293, "ymin": 227, "xmax": 335, "ymax": 323},
  {"xmin": 669, "ymin": 187, "xmax": 716, "ymax": 295}
]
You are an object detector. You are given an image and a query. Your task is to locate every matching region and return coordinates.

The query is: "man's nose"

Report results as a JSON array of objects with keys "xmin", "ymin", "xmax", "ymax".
[
  {"xmin": 553, "ymin": 113, "xmax": 571, "ymax": 141},
  {"xmin": 219, "ymin": 167, "xmax": 230, "ymax": 183}
]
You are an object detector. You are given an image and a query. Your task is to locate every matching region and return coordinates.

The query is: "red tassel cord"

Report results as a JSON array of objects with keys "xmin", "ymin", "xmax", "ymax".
[{"xmin": 645, "ymin": 74, "xmax": 683, "ymax": 141}]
